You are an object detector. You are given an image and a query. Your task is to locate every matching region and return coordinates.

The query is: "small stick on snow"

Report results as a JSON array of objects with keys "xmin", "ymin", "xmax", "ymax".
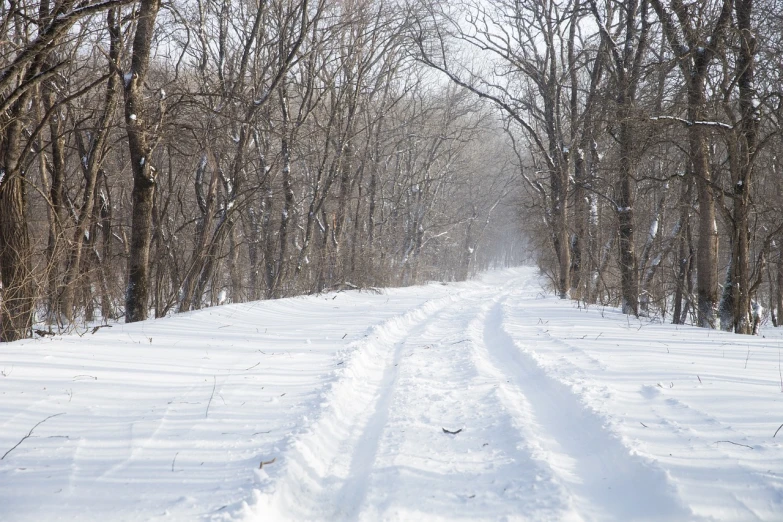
[
  {"xmin": 715, "ymin": 440, "xmax": 753, "ymax": 450},
  {"xmin": 205, "ymin": 376, "xmax": 216, "ymax": 418},
  {"xmin": 2, "ymin": 413, "xmax": 65, "ymax": 460},
  {"xmin": 640, "ymin": 422, "xmax": 648, "ymax": 428},
  {"xmin": 244, "ymin": 362, "xmax": 260, "ymax": 371},
  {"xmin": 172, "ymin": 452, "xmax": 179, "ymax": 472},
  {"xmin": 91, "ymin": 325, "xmax": 112, "ymax": 334},
  {"xmin": 259, "ymin": 457, "xmax": 276, "ymax": 469},
  {"xmin": 442, "ymin": 427, "xmax": 463, "ymax": 435},
  {"xmin": 779, "ymin": 350, "xmax": 782, "ymax": 392},
  {"xmin": 773, "ymin": 423, "xmax": 783, "ymax": 438}
]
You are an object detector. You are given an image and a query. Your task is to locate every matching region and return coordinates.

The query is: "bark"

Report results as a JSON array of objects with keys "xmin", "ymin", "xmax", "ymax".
[
  {"xmin": 690, "ymin": 82, "xmax": 720, "ymax": 328},
  {"xmin": 0, "ymin": 95, "xmax": 35, "ymax": 341},
  {"xmin": 777, "ymin": 241, "xmax": 783, "ymax": 327},
  {"xmin": 616, "ymin": 104, "xmax": 639, "ymax": 316},
  {"xmin": 672, "ymin": 174, "xmax": 694, "ymax": 324},
  {"xmin": 273, "ymin": 77, "xmax": 294, "ymax": 298},
  {"xmin": 41, "ymin": 77, "xmax": 67, "ymax": 324},
  {"xmin": 725, "ymin": 0, "xmax": 757, "ymax": 334},
  {"xmin": 124, "ymin": 0, "xmax": 162, "ymax": 323}
]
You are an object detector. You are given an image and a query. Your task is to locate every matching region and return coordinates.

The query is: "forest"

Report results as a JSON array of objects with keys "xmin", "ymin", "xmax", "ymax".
[{"xmin": 0, "ymin": 0, "xmax": 781, "ymax": 341}]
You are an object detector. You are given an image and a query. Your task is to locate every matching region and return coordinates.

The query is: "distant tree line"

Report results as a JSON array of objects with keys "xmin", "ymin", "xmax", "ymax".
[
  {"xmin": 0, "ymin": 0, "xmax": 523, "ymax": 341},
  {"xmin": 418, "ymin": 0, "xmax": 783, "ymax": 334},
  {"xmin": 2, "ymin": 0, "xmax": 781, "ymax": 342}
]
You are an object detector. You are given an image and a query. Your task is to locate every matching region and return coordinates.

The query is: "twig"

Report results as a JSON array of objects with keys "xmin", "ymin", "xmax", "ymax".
[
  {"xmin": 172, "ymin": 451, "xmax": 179, "ymax": 472},
  {"xmin": 205, "ymin": 376, "xmax": 216, "ymax": 418},
  {"xmin": 715, "ymin": 440, "xmax": 753, "ymax": 449},
  {"xmin": 244, "ymin": 362, "xmax": 260, "ymax": 371},
  {"xmin": 259, "ymin": 457, "xmax": 276, "ymax": 469},
  {"xmin": 779, "ymin": 350, "xmax": 782, "ymax": 393},
  {"xmin": 442, "ymin": 427, "xmax": 463, "ymax": 435},
  {"xmin": 745, "ymin": 347, "xmax": 750, "ymax": 369},
  {"xmin": 91, "ymin": 325, "xmax": 112, "ymax": 334},
  {"xmin": 773, "ymin": 423, "xmax": 783, "ymax": 438},
  {"xmin": 640, "ymin": 421, "xmax": 648, "ymax": 428},
  {"xmin": 2, "ymin": 413, "xmax": 65, "ymax": 460}
]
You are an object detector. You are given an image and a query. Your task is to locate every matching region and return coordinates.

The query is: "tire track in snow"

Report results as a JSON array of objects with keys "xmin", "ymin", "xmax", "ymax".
[
  {"xmin": 477, "ymin": 298, "xmax": 695, "ymax": 522},
  {"xmin": 240, "ymin": 292, "xmax": 465, "ymax": 520},
  {"xmin": 503, "ymin": 288, "xmax": 781, "ymax": 521},
  {"xmin": 346, "ymin": 286, "xmax": 576, "ymax": 521}
]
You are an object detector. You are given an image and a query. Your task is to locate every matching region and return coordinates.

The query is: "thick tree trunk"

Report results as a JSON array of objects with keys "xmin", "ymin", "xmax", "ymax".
[
  {"xmin": 124, "ymin": 0, "xmax": 161, "ymax": 323},
  {"xmin": 617, "ymin": 100, "xmax": 639, "ymax": 316},
  {"xmin": 0, "ymin": 99, "xmax": 35, "ymax": 341},
  {"xmin": 273, "ymin": 79, "xmax": 294, "ymax": 298},
  {"xmin": 777, "ymin": 242, "xmax": 783, "ymax": 327},
  {"xmin": 672, "ymin": 174, "xmax": 694, "ymax": 324},
  {"xmin": 725, "ymin": 0, "xmax": 758, "ymax": 334},
  {"xmin": 689, "ymin": 82, "xmax": 719, "ymax": 328}
]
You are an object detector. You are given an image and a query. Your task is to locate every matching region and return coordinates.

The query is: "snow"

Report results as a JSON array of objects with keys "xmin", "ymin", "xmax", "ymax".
[{"xmin": 3, "ymin": 267, "xmax": 783, "ymax": 521}]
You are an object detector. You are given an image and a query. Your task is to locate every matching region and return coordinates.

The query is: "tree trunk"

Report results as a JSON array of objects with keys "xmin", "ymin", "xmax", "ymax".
[
  {"xmin": 0, "ymin": 96, "xmax": 35, "ymax": 341},
  {"xmin": 617, "ymin": 99, "xmax": 639, "ymax": 316},
  {"xmin": 690, "ymin": 80, "xmax": 719, "ymax": 328},
  {"xmin": 725, "ymin": 0, "xmax": 758, "ymax": 334},
  {"xmin": 124, "ymin": 0, "xmax": 161, "ymax": 323}
]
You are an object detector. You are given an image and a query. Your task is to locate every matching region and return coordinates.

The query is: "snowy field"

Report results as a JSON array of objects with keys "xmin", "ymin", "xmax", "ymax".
[{"xmin": 2, "ymin": 267, "xmax": 783, "ymax": 521}]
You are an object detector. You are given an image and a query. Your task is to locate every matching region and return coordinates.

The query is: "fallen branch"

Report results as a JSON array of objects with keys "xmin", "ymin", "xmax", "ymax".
[
  {"xmin": 715, "ymin": 440, "xmax": 753, "ymax": 449},
  {"xmin": 2, "ymin": 413, "xmax": 65, "ymax": 460},
  {"xmin": 259, "ymin": 457, "xmax": 276, "ymax": 469},
  {"xmin": 442, "ymin": 427, "xmax": 463, "ymax": 435},
  {"xmin": 205, "ymin": 376, "xmax": 216, "ymax": 418},
  {"xmin": 91, "ymin": 325, "xmax": 113, "ymax": 334}
]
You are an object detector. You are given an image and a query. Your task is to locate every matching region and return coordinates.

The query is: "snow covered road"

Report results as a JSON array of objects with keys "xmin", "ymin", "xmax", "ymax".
[{"xmin": 3, "ymin": 267, "xmax": 783, "ymax": 521}]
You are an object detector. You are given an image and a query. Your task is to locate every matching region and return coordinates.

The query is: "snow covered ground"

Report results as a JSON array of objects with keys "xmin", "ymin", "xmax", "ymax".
[{"xmin": 2, "ymin": 267, "xmax": 783, "ymax": 521}]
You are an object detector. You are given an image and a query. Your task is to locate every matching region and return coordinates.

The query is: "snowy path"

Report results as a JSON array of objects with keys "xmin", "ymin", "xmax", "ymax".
[{"xmin": 3, "ymin": 268, "xmax": 783, "ymax": 521}]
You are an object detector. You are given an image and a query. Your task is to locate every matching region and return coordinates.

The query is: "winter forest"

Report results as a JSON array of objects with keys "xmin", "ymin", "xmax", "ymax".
[{"xmin": 1, "ymin": 0, "xmax": 782, "ymax": 342}]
